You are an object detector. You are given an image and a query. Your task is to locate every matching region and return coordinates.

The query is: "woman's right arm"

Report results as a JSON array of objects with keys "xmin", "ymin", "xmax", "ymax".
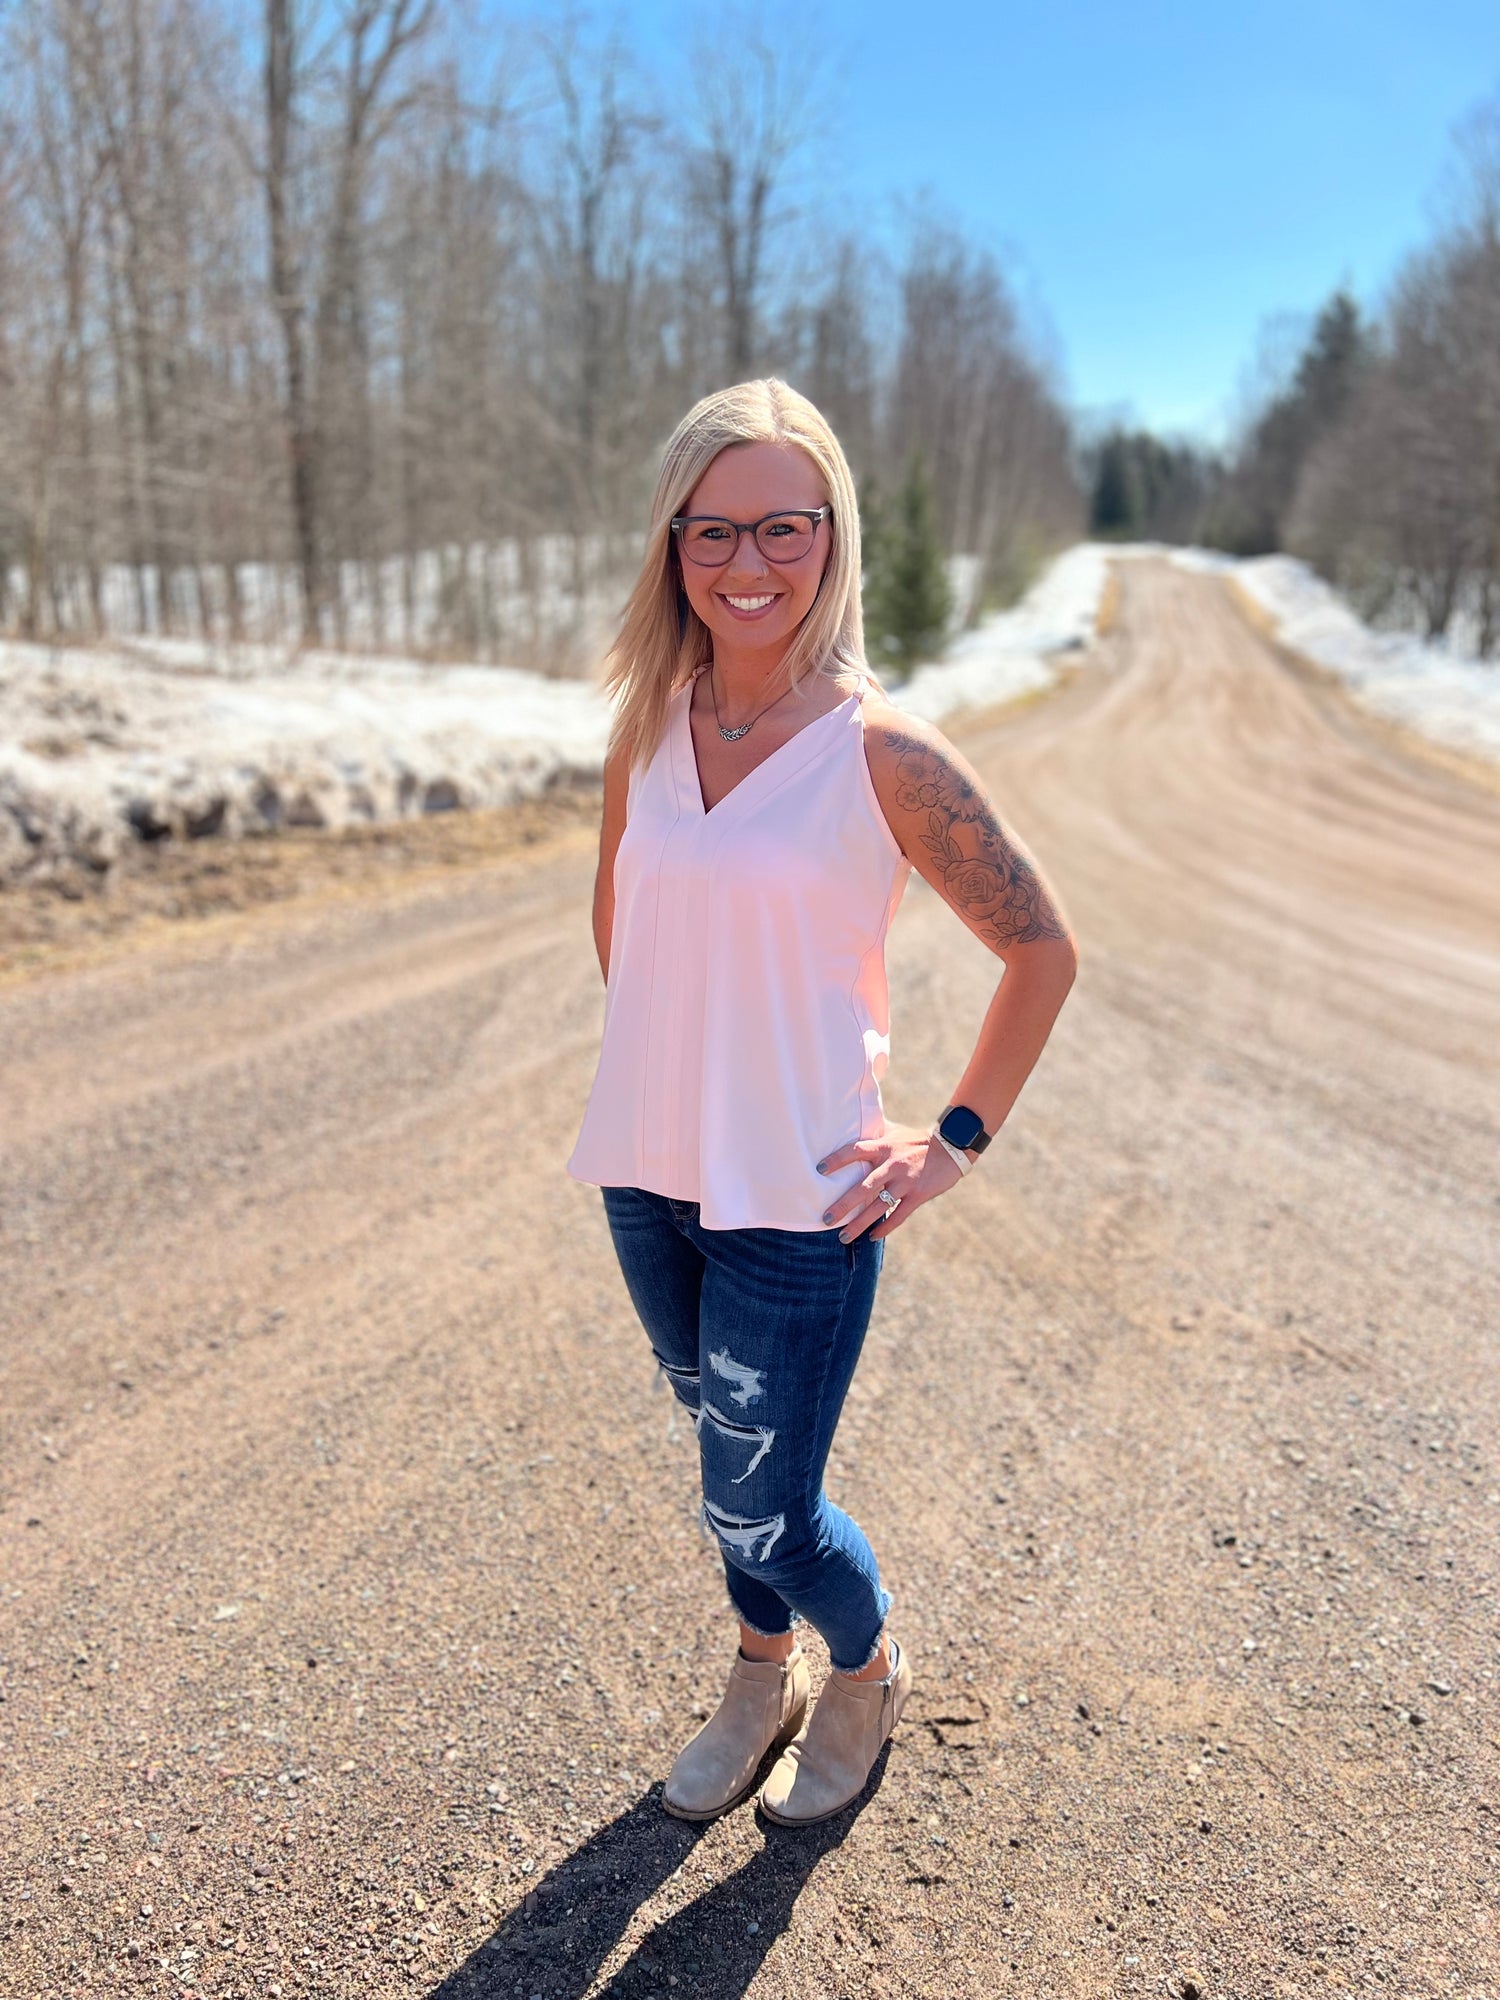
[{"xmin": 591, "ymin": 742, "xmax": 631, "ymax": 983}]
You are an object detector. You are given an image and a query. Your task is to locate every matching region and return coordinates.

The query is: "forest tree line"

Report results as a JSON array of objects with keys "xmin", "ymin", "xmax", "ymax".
[
  {"xmin": 1086, "ymin": 93, "xmax": 1500, "ymax": 658},
  {"xmin": 0, "ymin": 0, "xmax": 1082, "ymax": 665}
]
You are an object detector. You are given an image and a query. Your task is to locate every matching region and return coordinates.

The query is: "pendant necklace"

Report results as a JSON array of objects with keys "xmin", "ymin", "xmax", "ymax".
[{"xmin": 701, "ymin": 661, "xmax": 799, "ymax": 741}]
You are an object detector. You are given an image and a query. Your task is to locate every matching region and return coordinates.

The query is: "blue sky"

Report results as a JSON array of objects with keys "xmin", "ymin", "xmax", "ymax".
[{"xmin": 612, "ymin": 0, "xmax": 1498, "ymax": 444}]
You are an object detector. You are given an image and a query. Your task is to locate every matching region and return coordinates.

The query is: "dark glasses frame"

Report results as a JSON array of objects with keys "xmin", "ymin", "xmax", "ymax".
[{"xmin": 669, "ymin": 506, "xmax": 832, "ymax": 566}]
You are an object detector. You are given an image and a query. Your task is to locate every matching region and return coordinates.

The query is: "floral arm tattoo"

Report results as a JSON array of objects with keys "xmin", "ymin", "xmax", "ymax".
[{"xmin": 877, "ymin": 725, "xmax": 1069, "ymax": 950}]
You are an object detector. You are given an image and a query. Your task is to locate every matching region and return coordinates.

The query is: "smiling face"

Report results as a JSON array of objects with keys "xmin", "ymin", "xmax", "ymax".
[{"xmin": 675, "ymin": 440, "xmax": 833, "ymax": 666}]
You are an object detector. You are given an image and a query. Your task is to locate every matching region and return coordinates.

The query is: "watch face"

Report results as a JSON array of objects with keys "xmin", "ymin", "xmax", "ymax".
[{"xmin": 940, "ymin": 1104, "xmax": 984, "ymax": 1150}]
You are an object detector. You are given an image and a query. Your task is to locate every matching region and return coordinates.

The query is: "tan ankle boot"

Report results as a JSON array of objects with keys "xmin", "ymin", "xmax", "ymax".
[
  {"xmin": 757, "ymin": 1636, "xmax": 912, "ymax": 1825},
  {"xmin": 661, "ymin": 1645, "xmax": 811, "ymax": 1821}
]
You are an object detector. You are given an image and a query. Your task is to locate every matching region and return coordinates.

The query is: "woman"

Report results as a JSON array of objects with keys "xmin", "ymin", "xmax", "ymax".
[{"xmin": 566, "ymin": 378, "xmax": 1077, "ymax": 1827}]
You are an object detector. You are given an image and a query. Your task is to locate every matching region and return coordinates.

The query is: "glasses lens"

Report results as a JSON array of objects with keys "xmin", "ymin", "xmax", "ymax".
[
  {"xmin": 678, "ymin": 518, "xmax": 738, "ymax": 565},
  {"xmin": 755, "ymin": 514, "xmax": 817, "ymax": 561}
]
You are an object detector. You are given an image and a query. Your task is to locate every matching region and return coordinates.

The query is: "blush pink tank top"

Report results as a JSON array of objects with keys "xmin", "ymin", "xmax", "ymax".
[{"xmin": 566, "ymin": 668, "xmax": 913, "ymax": 1231}]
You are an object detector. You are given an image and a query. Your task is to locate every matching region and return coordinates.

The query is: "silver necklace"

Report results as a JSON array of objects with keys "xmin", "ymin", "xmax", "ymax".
[{"xmin": 701, "ymin": 662, "xmax": 798, "ymax": 741}]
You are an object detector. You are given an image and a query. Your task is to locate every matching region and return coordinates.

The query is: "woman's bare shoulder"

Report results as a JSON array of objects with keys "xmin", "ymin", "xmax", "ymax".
[
  {"xmin": 855, "ymin": 684, "xmax": 960, "ymax": 778},
  {"xmin": 854, "ymin": 685, "xmax": 981, "ymax": 843}
]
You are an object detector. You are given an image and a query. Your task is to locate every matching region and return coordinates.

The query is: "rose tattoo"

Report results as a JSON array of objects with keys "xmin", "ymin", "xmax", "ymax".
[{"xmin": 879, "ymin": 727, "xmax": 1068, "ymax": 950}]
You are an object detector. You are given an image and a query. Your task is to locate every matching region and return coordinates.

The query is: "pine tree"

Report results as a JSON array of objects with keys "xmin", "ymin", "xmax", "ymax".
[
  {"xmin": 862, "ymin": 455, "xmax": 953, "ymax": 673},
  {"xmin": 1206, "ymin": 289, "xmax": 1371, "ymax": 555},
  {"xmin": 1090, "ymin": 433, "xmax": 1137, "ymax": 535}
]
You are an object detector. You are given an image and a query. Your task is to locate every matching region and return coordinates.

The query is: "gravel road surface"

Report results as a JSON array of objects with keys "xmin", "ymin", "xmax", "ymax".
[{"xmin": 3, "ymin": 557, "xmax": 1498, "ymax": 2000}]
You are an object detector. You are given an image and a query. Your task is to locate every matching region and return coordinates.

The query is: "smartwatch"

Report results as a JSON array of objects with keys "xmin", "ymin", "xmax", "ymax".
[{"xmin": 937, "ymin": 1103, "xmax": 992, "ymax": 1157}]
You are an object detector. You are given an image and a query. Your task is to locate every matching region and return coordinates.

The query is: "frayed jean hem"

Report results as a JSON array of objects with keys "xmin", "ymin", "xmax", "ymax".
[
  {"xmin": 827, "ymin": 1585, "xmax": 893, "ymax": 1675},
  {"xmin": 730, "ymin": 1599, "xmax": 805, "ymax": 1640}
]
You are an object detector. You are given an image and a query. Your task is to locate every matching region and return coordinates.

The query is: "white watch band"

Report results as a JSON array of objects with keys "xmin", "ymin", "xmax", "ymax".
[{"xmin": 931, "ymin": 1126, "xmax": 974, "ymax": 1176}]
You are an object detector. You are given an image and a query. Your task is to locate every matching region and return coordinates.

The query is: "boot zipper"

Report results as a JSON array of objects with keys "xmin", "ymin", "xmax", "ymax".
[{"xmin": 879, "ymin": 1643, "xmax": 899, "ymax": 1726}]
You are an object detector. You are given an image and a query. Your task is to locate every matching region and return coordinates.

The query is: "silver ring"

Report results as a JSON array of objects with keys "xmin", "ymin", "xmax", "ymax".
[{"xmin": 876, "ymin": 1188, "xmax": 901, "ymax": 1213}]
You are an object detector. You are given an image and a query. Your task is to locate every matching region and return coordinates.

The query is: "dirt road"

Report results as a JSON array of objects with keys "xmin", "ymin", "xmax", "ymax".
[{"xmin": 3, "ymin": 557, "xmax": 1498, "ymax": 2000}]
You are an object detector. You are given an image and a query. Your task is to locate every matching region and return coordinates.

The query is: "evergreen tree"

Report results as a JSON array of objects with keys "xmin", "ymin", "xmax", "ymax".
[
  {"xmin": 858, "ymin": 471, "xmax": 892, "ymax": 623},
  {"xmin": 1206, "ymin": 289, "xmax": 1371, "ymax": 555},
  {"xmin": 1090, "ymin": 433, "xmax": 1137, "ymax": 535},
  {"xmin": 862, "ymin": 455, "xmax": 953, "ymax": 673},
  {"xmin": 1087, "ymin": 426, "xmax": 1219, "ymax": 542}
]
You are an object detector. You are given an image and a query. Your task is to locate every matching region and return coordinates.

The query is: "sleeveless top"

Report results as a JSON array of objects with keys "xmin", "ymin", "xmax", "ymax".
[{"xmin": 565, "ymin": 666, "xmax": 913, "ymax": 1231}]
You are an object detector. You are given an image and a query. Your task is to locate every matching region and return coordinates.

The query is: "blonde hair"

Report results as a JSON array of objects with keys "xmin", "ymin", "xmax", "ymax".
[{"xmin": 601, "ymin": 378, "xmax": 866, "ymax": 774}]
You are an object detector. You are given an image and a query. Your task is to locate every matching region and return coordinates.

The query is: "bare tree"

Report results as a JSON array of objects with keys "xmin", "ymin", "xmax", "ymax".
[
  {"xmin": 7, "ymin": 0, "xmax": 108, "ymax": 634},
  {"xmin": 685, "ymin": 38, "xmax": 813, "ymax": 380},
  {"xmin": 261, "ymin": 0, "xmax": 437, "ymax": 640},
  {"xmin": 791, "ymin": 233, "xmax": 878, "ymax": 475},
  {"xmin": 0, "ymin": 0, "xmax": 1086, "ymax": 661},
  {"xmin": 886, "ymin": 218, "xmax": 1082, "ymax": 613},
  {"xmin": 1281, "ymin": 97, "xmax": 1500, "ymax": 656},
  {"xmin": 263, "ymin": 0, "xmax": 317, "ymax": 631}
]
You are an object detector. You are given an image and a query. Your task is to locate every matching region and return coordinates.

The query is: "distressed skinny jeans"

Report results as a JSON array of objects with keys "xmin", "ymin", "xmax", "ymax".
[{"xmin": 600, "ymin": 1185, "xmax": 893, "ymax": 1673}]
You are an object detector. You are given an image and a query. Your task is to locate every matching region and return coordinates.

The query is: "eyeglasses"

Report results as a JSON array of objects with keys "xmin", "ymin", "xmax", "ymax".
[{"xmin": 670, "ymin": 507, "xmax": 831, "ymax": 567}]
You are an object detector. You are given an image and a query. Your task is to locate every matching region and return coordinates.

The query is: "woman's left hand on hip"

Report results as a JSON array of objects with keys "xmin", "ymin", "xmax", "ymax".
[{"xmin": 815, "ymin": 1122, "xmax": 965, "ymax": 1243}]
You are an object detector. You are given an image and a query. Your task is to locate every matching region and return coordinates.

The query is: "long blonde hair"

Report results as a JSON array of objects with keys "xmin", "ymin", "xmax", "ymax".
[{"xmin": 602, "ymin": 378, "xmax": 866, "ymax": 774}]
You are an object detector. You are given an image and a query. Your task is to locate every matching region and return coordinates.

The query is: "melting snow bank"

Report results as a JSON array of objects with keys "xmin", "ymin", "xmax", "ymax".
[
  {"xmin": 888, "ymin": 543, "xmax": 1112, "ymax": 722},
  {"xmin": 0, "ymin": 542, "xmax": 1110, "ymax": 886},
  {"xmin": 1141, "ymin": 544, "xmax": 1500, "ymax": 769},
  {"xmin": 0, "ymin": 645, "xmax": 612, "ymax": 886}
]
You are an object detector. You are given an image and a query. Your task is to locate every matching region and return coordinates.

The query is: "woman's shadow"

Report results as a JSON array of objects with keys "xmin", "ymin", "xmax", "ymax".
[{"xmin": 426, "ymin": 1742, "xmax": 894, "ymax": 1999}]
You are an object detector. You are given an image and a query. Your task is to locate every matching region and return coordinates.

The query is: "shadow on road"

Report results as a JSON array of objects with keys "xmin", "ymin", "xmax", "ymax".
[{"xmin": 428, "ymin": 1745, "xmax": 893, "ymax": 1999}]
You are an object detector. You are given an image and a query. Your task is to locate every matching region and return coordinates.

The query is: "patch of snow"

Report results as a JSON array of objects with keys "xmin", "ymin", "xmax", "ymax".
[
  {"xmin": 888, "ymin": 543, "xmax": 1112, "ymax": 722},
  {"xmin": 944, "ymin": 553, "xmax": 985, "ymax": 630},
  {"xmin": 0, "ymin": 642, "xmax": 611, "ymax": 885}
]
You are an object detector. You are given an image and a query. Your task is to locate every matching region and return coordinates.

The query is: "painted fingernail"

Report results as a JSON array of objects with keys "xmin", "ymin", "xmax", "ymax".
[
  {"xmin": 822, "ymin": 1210, "xmax": 834, "ymax": 1224},
  {"xmin": 815, "ymin": 1161, "xmax": 828, "ymax": 1174}
]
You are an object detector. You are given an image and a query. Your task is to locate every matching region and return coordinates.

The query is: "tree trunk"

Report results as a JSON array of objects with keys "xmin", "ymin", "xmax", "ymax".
[{"xmin": 265, "ymin": 0, "xmax": 321, "ymax": 641}]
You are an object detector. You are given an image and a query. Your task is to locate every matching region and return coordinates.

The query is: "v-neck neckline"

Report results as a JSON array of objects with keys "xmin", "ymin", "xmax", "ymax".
[{"xmin": 679, "ymin": 672, "xmax": 864, "ymax": 820}]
